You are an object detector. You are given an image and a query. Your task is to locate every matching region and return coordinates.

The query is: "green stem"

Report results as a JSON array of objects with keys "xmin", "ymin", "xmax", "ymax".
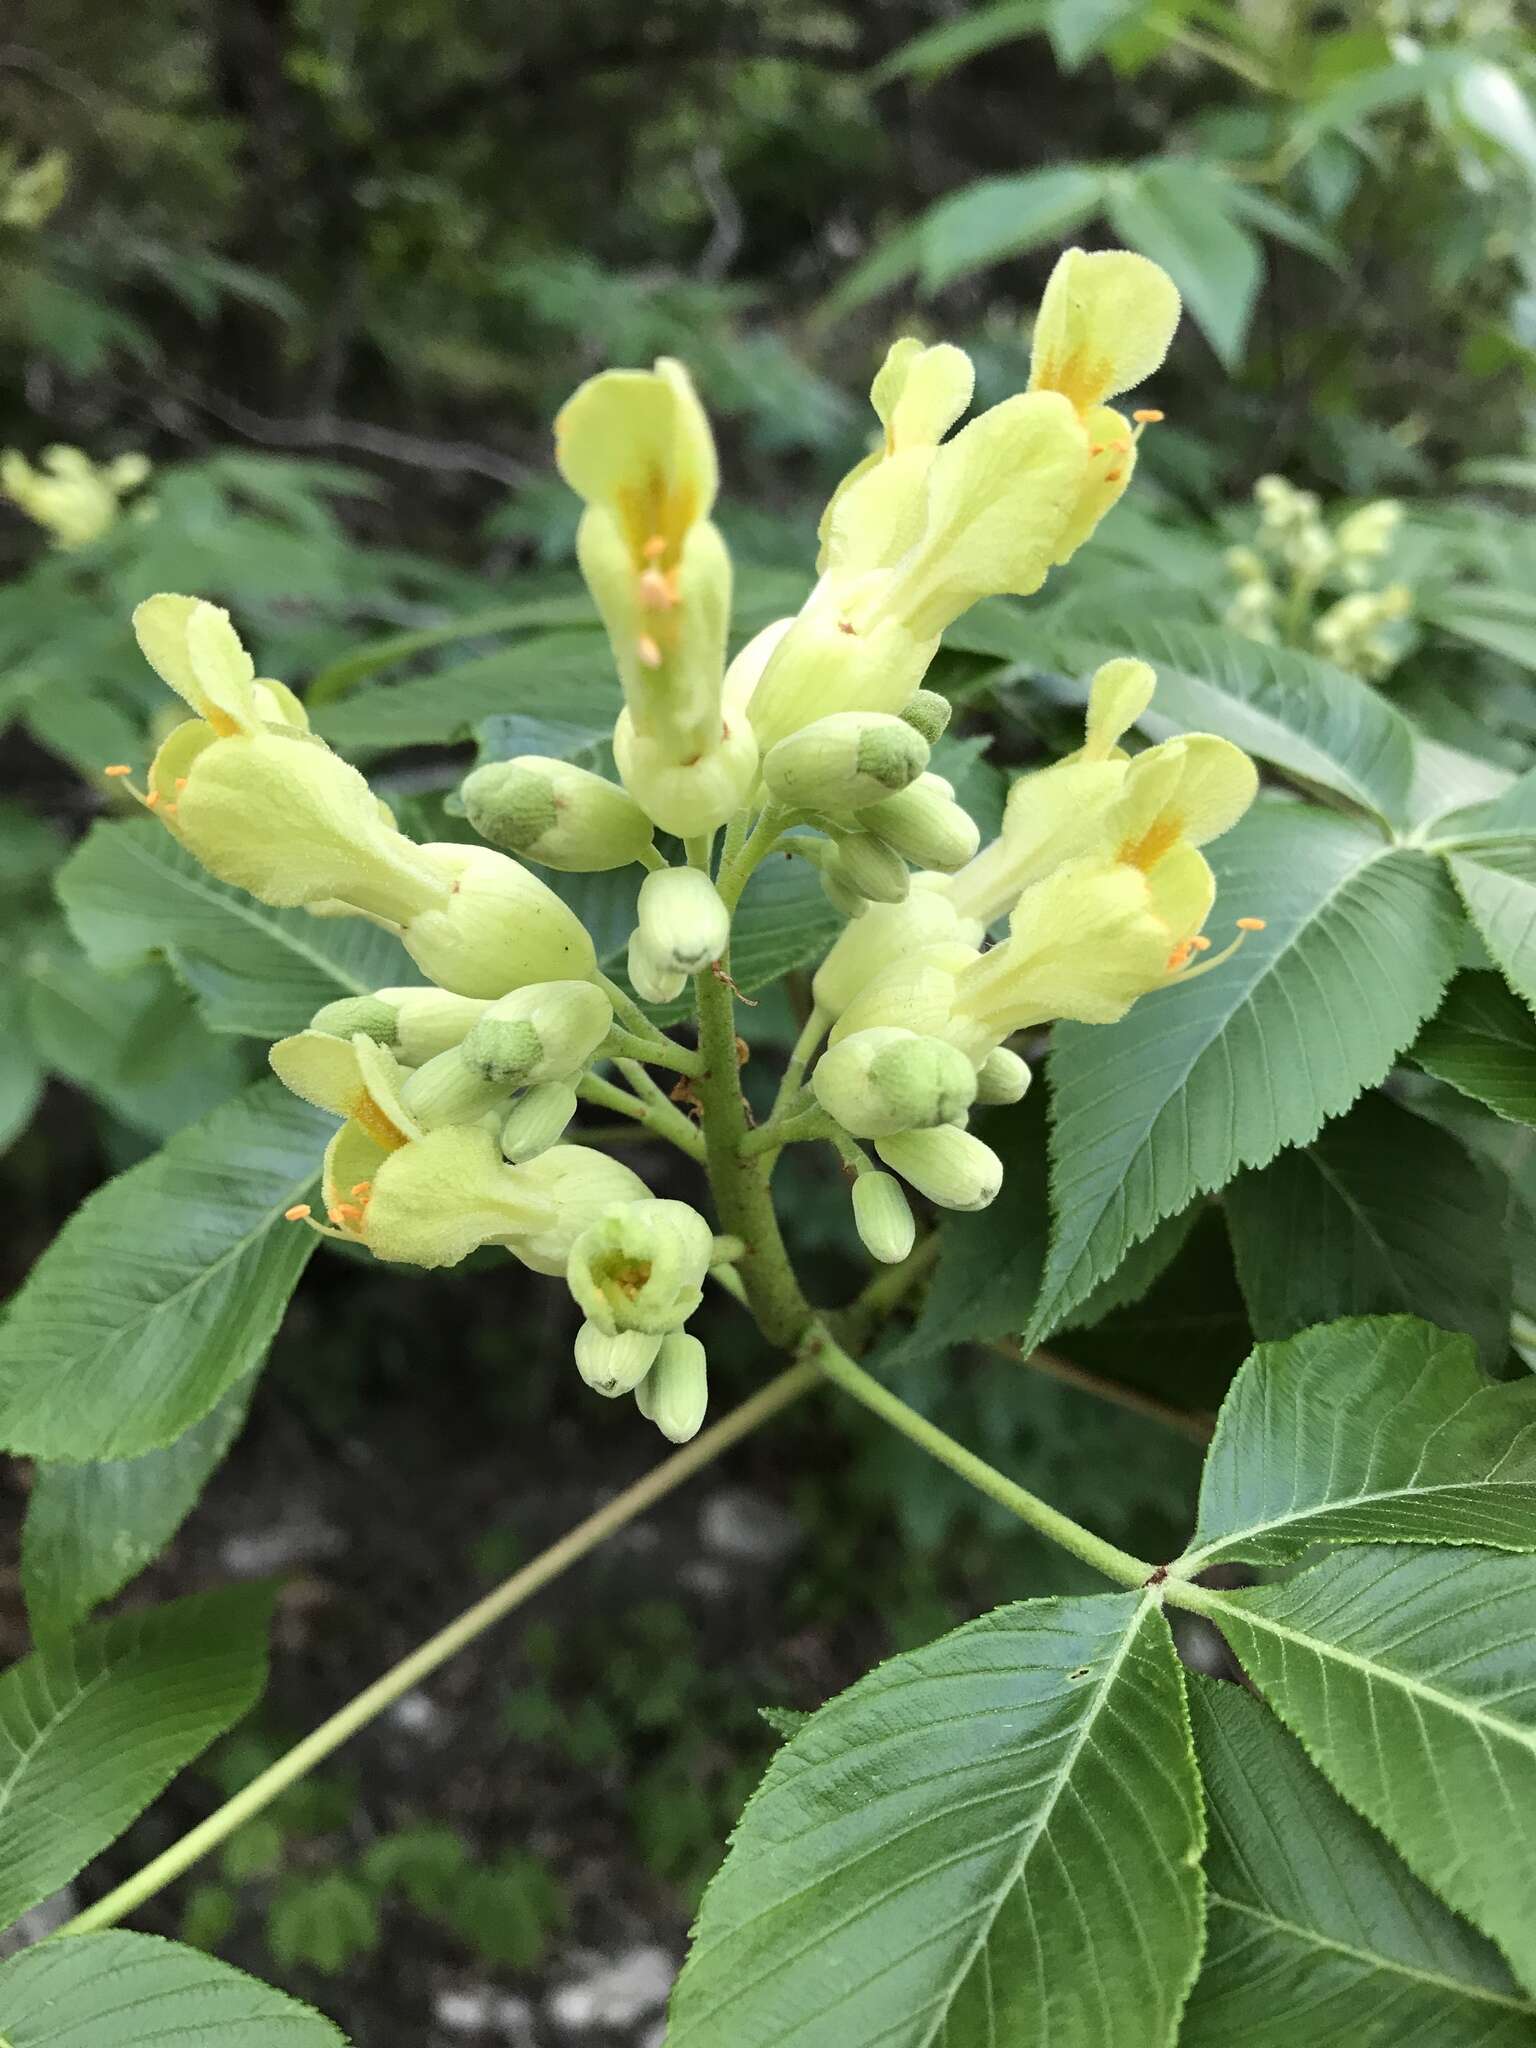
[
  {"xmin": 693, "ymin": 951, "xmax": 811, "ymax": 1348},
  {"xmin": 613, "ymin": 1057, "xmax": 704, "ymax": 1156},
  {"xmin": 57, "ymin": 1361, "xmax": 818, "ymax": 1938},
  {"xmin": 716, "ymin": 802, "xmax": 794, "ymax": 913},
  {"xmin": 805, "ymin": 1326, "xmax": 1154, "ymax": 1588},
  {"xmin": 739, "ymin": 1104, "xmax": 837, "ymax": 1158},
  {"xmin": 597, "ymin": 970, "xmax": 670, "ymax": 1046},
  {"xmin": 576, "ymin": 1072, "xmax": 706, "ymax": 1164},
  {"xmin": 602, "ymin": 1028, "xmax": 703, "ymax": 1078},
  {"xmin": 771, "ymin": 1003, "xmax": 828, "ymax": 1121},
  {"xmin": 685, "ymin": 831, "xmax": 716, "ymax": 873}
]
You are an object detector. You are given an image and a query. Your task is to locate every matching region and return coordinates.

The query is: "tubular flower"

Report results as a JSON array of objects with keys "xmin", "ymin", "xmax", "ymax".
[
  {"xmin": 566, "ymin": 1199, "xmax": 715, "ymax": 1337},
  {"xmin": 2, "ymin": 444, "xmax": 150, "ymax": 549},
  {"xmin": 556, "ymin": 358, "xmax": 754, "ymax": 835}
]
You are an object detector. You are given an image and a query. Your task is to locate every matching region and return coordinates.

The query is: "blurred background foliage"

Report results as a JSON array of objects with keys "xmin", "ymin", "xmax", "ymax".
[{"xmin": 5, "ymin": 0, "xmax": 1536, "ymax": 2036}]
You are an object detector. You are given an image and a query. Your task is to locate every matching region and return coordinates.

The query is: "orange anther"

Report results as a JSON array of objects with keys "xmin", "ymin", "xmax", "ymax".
[
  {"xmin": 285, "ymin": 1204, "xmax": 312, "ymax": 1222},
  {"xmin": 1236, "ymin": 916, "xmax": 1267, "ymax": 931},
  {"xmin": 175, "ymin": 776, "xmax": 188, "ymax": 789},
  {"xmin": 104, "ymin": 763, "xmax": 132, "ymax": 777},
  {"xmin": 637, "ymin": 633, "xmax": 663, "ymax": 669},
  {"xmin": 349, "ymin": 1181, "xmax": 373, "ymax": 1197},
  {"xmin": 638, "ymin": 566, "xmax": 676, "ymax": 611},
  {"xmin": 1192, "ymin": 934, "xmax": 1212, "ymax": 952},
  {"xmin": 1166, "ymin": 940, "xmax": 1195, "ymax": 972},
  {"xmin": 1104, "ymin": 469, "xmax": 1124, "ymax": 483},
  {"xmin": 1133, "ymin": 408, "xmax": 1164, "ymax": 424},
  {"xmin": 642, "ymin": 533, "xmax": 667, "ymax": 561},
  {"xmin": 145, "ymin": 789, "xmax": 161, "ymax": 808},
  {"xmin": 1090, "ymin": 445, "xmax": 1105, "ymax": 457}
]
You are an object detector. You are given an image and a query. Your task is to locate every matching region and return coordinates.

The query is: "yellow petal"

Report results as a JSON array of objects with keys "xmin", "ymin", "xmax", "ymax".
[
  {"xmin": 270, "ymin": 1031, "xmax": 416, "ymax": 1147},
  {"xmin": 1146, "ymin": 840, "xmax": 1216, "ymax": 945},
  {"xmin": 1082, "ymin": 657, "xmax": 1155, "ymax": 760},
  {"xmin": 817, "ymin": 341, "xmax": 975, "ymax": 573},
  {"xmin": 871, "ymin": 338, "xmax": 975, "ymax": 450},
  {"xmin": 133, "ymin": 595, "xmax": 261, "ymax": 735},
  {"xmin": 1051, "ymin": 406, "xmax": 1137, "ymax": 566},
  {"xmin": 1029, "ymin": 248, "xmax": 1182, "ymax": 415},
  {"xmin": 554, "ymin": 357, "xmax": 717, "ymax": 563}
]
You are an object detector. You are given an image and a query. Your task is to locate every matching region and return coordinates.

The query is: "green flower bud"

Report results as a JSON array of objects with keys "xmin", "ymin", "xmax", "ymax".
[
  {"xmin": 374, "ymin": 987, "xmax": 489, "ymax": 1065},
  {"xmin": 399, "ymin": 845, "xmax": 596, "ymax": 999},
  {"xmin": 760, "ymin": 712, "xmax": 928, "ymax": 813},
  {"xmin": 566, "ymin": 1197, "xmax": 714, "ymax": 1336},
  {"xmin": 851, "ymin": 1171, "xmax": 916, "ymax": 1265},
  {"xmin": 461, "ymin": 756, "xmax": 656, "ymax": 873},
  {"xmin": 500, "ymin": 1081, "xmax": 578, "ymax": 1163},
  {"xmin": 861, "ymin": 773, "xmax": 980, "ymax": 873},
  {"xmin": 975, "ymin": 1044, "xmax": 1031, "ymax": 1105},
  {"xmin": 400, "ymin": 1040, "xmax": 531, "ymax": 1127},
  {"xmin": 465, "ymin": 980, "xmax": 612, "ymax": 1085},
  {"xmin": 627, "ymin": 928, "xmax": 688, "ymax": 1006},
  {"xmin": 900, "ymin": 690, "xmax": 952, "ymax": 744},
  {"xmin": 813, "ymin": 1027, "xmax": 976, "ymax": 1138},
  {"xmin": 614, "ymin": 709, "xmax": 759, "ymax": 840},
  {"xmin": 308, "ymin": 995, "xmax": 402, "ymax": 1046},
  {"xmin": 820, "ymin": 867, "xmax": 869, "ymax": 920},
  {"xmin": 636, "ymin": 867, "xmax": 729, "ymax": 975},
  {"xmin": 830, "ymin": 830, "xmax": 910, "ymax": 906},
  {"xmin": 635, "ymin": 1331, "xmax": 709, "ymax": 1443},
  {"xmin": 575, "ymin": 1323, "xmax": 662, "ymax": 1398},
  {"xmin": 875, "ymin": 1126, "xmax": 1003, "ymax": 1211}
]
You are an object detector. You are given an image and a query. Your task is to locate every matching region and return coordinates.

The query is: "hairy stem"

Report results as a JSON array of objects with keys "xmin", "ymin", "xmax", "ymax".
[
  {"xmin": 596, "ymin": 970, "xmax": 671, "ymax": 1046},
  {"xmin": 576, "ymin": 1071, "xmax": 706, "ymax": 1164},
  {"xmin": 738, "ymin": 1104, "xmax": 837, "ymax": 1158},
  {"xmin": 805, "ymin": 1325, "xmax": 1154, "ymax": 1588},
  {"xmin": 57, "ymin": 1362, "xmax": 818, "ymax": 1938},
  {"xmin": 602, "ymin": 1028, "xmax": 703, "ymax": 1077},
  {"xmin": 770, "ymin": 1003, "xmax": 828, "ymax": 1121}
]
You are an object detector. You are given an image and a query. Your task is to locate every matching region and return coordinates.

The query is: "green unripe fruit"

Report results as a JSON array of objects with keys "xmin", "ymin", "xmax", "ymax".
[
  {"xmin": 975, "ymin": 1044, "xmax": 1031, "ymax": 1105},
  {"xmin": 461, "ymin": 756, "xmax": 655, "ymax": 873},
  {"xmin": 851, "ymin": 1171, "xmax": 916, "ymax": 1265},
  {"xmin": 500, "ymin": 1081, "xmax": 578, "ymax": 1162},
  {"xmin": 635, "ymin": 1331, "xmax": 709, "ymax": 1442},
  {"xmin": 813, "ymin": 1027, "xmax": 976, "ymax": 1139},
  {"xmin": 761, "ymin": 712, "xmax": 928, "ymax": 814},
  {"xmin": 830, "ymin": 830, "xmax": 910, "ymax": 906},
  {"xmin": 900, "ymin": 690, "xmax": 952, "ymax": 744},
  {"xmin": 636, "ymin": 866, "xmax": 729, "ymax": 974},
  {"xmin": 875, "ymin": 1125, "xmax": 1003, "ymax": 1212},
  {"xmin": 862, "ymin": 773, "xmax": 980, "ymax": 873},
  {"xmin": 575, "ymin": 1323, "xmax": 661, "ymax": 1397}
]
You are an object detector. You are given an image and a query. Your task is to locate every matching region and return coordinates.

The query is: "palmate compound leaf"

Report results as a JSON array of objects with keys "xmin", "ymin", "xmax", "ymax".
[
  {"xmin": 1023, "ymin": 803, "xmax": 1464, "ymax": 1349},
  {"xmin": 22, "ymin": 1373, "xmax": 258, "ymax": 1641},
  {"xmin": 0, "ymin": 1079, "xmax": 329, "ymax": 1463},
  {"xmin": 0, "ymin": 1587, "xmax": 273, "ymax": 1934},
  {"xmin": 58, "ymin": 818, "xmax": 422, "ymax": 1040},
  {"xmin": 1181, "ymin": 1547, "xmax": 1536, "ymax": 1995},
  {"xmin": 0, "ymin": 1930, "xmax": 347, "ymax": 2046},
  {"xmin": 1183, "ymin": 1678, "xmax": 1536, "ymax": 2046},
  {"xmin": 1178, "ymin": 1316, "xmax": 1536, "ymax": 1573},
  {"xmin": 1222, "ymin": 1090, "xmax": 1514, "ymax": 1371},
  {"xmin": 667, "ymin": 1592, "xmax": 1205, "ymax": 2048}
]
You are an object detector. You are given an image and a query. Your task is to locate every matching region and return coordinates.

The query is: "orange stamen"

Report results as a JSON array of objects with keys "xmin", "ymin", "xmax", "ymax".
[
  {"xmin": 1166, "ymin": 940, "xmax": 1195, "ymax": 972},
  {"xmin": 104, "ymin": 763, "xmax": 132, "ymax": 777},
  {"xmin": 175, "ymin": 776, "xmax": 188, "ymax": 790},
  {"xmin": 1192, "ymin": 935, "xmax": 1212, "ymax": 952},
  {"xmin": 637, "ymin": 566, "xmax": 676, "ymax": 611},
  {"xmin": 637, "ymin": 633, "xmax": 663, "ymax": 669},
  {"xmin": 1104, "ymin": 468, "xmax": 1123, "ymax": 483},
  {"xmin": 1236, "ymin": 917, "xmax": 1267, "ymax": 931},
  {"xmin": 284, "ymin": 1204, "xmax": 312, "ymax": 1222},
  {"xmin": 1133, "ymin": 408, "xmax": 1164, "ymax": 424},
  {"xmin": 350, "ymin": 1181, "xmax": 373, "ymax": 1197},
  {"xmin": 642, "ymin": 533, "xmax": 667, "ymax": 561},
  {"xmin": 145, "ymin": 789, "xmax": 161, "ymax": 809}
]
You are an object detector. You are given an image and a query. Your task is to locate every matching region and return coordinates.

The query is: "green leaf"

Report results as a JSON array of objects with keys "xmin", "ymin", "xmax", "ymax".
[
  {"xmin": 1182, "ymin": 1315, "xmax": 1536, "ymax": 1571},
  {"xmin": 22, "ymin": 1375, "xmax": 257, "ymax": 1640},
  {"xmin": 1421, "ymin": 583, "xmax": 1536, "ymax": 672},
  {"xmin": 1047, "ymin": 0, "xmax": 1142, "ymax": 69},
  {"xmin": 1222, "ymin": 1091, "xmax": 1513, "ymax": 1371},
  {"xmin": 0, "ymin": 975, "xmax": 43, "ymax": 1155},
  {"xmin": 304, "ymin": 595, "xmax": 597, "ymax": 704},
  {"xmin": 1026, "ymin": 805, "xmax": 1463, "ymax": 1347},
  {"xmin": 311, "ymin": 635, "xmax": 617, "ymax": 760},
  {"xmin": 1184, "ymin": 1679, "xmax": 1536, "ymax": 2045},
  {"xmin": 1104, "ymin": 160, "xmax": 1263, "ymax": 369},
  {"xmin": 1040, "ymin": 618, "xmax": 1417, "ymax": 825},
  {"xmin": 1416, "ymin": 971, "xmax": 1536, "ymax": 1126},
  {"xmin": 869, "ymin": 1, "xmax": 1051, "ymax": 86},
  {"xmin": 58, "ymin": 819, "xmax": 420, "ymax": 1039},
  {"xmin": 917, "ymin": 168, "xmax": 1103, "ymax": 293},
  {"xmin": 0, "ymin": 1080, "xmax": 326, "ymax": 1463},
  {"xmin": 668, "ymin": 1592, "xmax": 1204, "ymax": 2047},
  {"xmin": 0, "ymin": 1588, "xmax": 273, "ymax": 1933},
  {"xmin": 1447, "ymin": 841, "xmax": 1536, "ymax": 1016},
  {"xmin": 1190, "ymin": 1548, "xmax": 1536, "ymax": 1993},
  {"xmin": 268, "ymin": 1873, "xmax": 379, "ymax": 1976},
  {"xmin": 1294, "ymin": 48, "xmax": 1473, "ymax": 142},
  {"xmin": 0, "ymin": 1930, "xmax": 347, "ymax": 2045}
]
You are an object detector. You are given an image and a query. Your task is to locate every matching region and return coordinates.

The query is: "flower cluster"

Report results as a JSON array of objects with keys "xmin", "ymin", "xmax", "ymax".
[
  {"xmin": 112, "ymin": 245, "xmax": 1261, "ymax": 1442},
  {"xmin": 1224, "ymin": 474, "xmax": 1411, "ymax": 681},
  {"xmin": 1, "ymin": 445, "xmax": 152, "ymax": 550}
]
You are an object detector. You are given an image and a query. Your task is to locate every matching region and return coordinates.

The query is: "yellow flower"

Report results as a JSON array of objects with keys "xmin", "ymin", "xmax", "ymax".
[
  {"xmin": 816, "ymin": 338, "xmax": 975, "ymax": 579},
  {"xmin": 2, "ymin": 445, "xmax": 150, "ymax": 549}
]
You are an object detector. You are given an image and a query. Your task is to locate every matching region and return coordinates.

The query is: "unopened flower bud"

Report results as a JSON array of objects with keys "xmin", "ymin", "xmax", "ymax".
[
  {"xmin": 761, "ymin": 712, "xmax": 928, "ymax": 814},
  {"xmin": 567, "ymin": 1197, "xmax": 714, "ymax": 1335},
  {"xmin": 613, "ymin": 711, "xmax": 759, "ymax": 840},
  {"xmin": 830, "ymin": 830, "xmax": 910, "ymax": 906},
  {"xmin": 500, "ymin": 1081, "xmax": 578, "ymax": 1162},
  {"xmin": 900, "ymin": 690, "xmax": 952, "ymax": 744},
  {"xmin": 852, "ymin": 1171, "xmax": 916, "ymax": 1265},
  {"xmin": 309, "ymin": 994, "xmax": 402, "ymax": 1046},
  {"xmin": 821, "ymin": 867, "xmax": 869, "ymax": 920},
  {"xmin": 374, "ymin": 987, "xmax": 489, "ymax": 1065},
  {"xmin": 465, "ymin": 980, "xmax": 612, "ymax": 1084},
  {"xmin": 575, "ymin": 1322, "xmax": 662, "ymax": 1397},
  {"xmin": 636, "ymin": 866, "xmax": 729, "ymax": 975},
  {"xmin": 975, "ymin": 1044, "xmax": 1031, "ymax": 1105},
  {"xmin": 875, "ymin": 1126, "xmax": 1003, "ymax": 1211},
  {"xmin": 401, "ymin": 1039, "xmax": 533, "ymax": 1126},
  {"xmin": 861, "ymin": 773, "xmax": 980, "ymax": 872},
  {"xmin": 628, "ymin": 928, "xmax": 688, "ymax": 1005},
  {"xmin": 461, "ymin": 756, "xmax": 655, "ymax": 872},
  {"xmin": 400, "ymin": 845, "xmax": 596, "ymax": 999},
  {"xmin": 635, "ymin": 1331, "xmax": 709, "ymax": 1442},
  {"xmin": 813, "ymin": 1027, "xmax": 976, "ymax": 1138}
]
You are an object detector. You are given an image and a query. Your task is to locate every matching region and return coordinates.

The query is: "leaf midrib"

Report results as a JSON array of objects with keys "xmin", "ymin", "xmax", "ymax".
[
  {"xmin": 1181, "ymin": 1471, "xmax": 1536, "ymax": 1570},
  {"xmin": 1211, "ymin": 1893, "xmax": 1536, "ymax": 2013}
]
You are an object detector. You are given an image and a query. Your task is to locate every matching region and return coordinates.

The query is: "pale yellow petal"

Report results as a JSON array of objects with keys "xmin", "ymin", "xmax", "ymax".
[{"xmin": 1029, "ymin": 248, "xmax": 1182, "ymax": 414}]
